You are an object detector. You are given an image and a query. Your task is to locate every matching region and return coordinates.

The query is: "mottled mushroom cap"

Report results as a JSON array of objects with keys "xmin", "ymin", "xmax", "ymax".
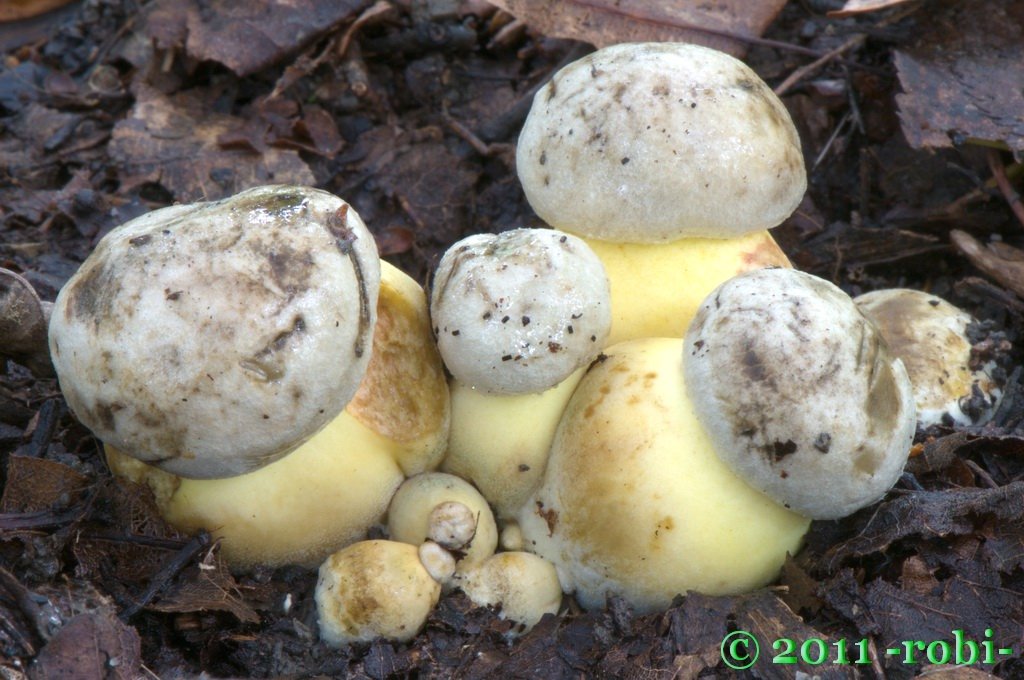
[
  {"xmin": 684, "ymin": 268, "xmax": 916, "ymax": 520},
  {"xmin": 49, "ymin": 185, "xmax": 381, "ymax": 479},
  {"xmin": 516, "ymin": 42, "xmax": 806, "ymax": 243},
  {"xmin": 430, "ymin": 228, "xmax": 610, "ymax": 394},
  {"xmin": 855, "ymin": 288, "xmax": 1003, "ymax": 427}
]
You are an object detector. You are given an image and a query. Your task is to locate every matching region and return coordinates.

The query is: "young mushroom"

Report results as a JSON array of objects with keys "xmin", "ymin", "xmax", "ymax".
[
  {"xmin": 854, "ymin": 288, "xmax": 1004, "ymax": 427},
  {"xmin": 49, "ymin": 185, "xmax": 380, "ymax": 479},
  {"xmin": 519, "ymin": 268, "xmax": 916, "ymax": 612},
  {"xmin": 431, "ymin": 228, "xmax": 610, "ymax": 518},
  {"xmin": 316, "ymin": 540, "xmax": 441, "ymax": 646},
  {"xmin": 516, "ymin": 42, "xmax": 805, "ymax": 343},
  {"xmin": 387, "ymin": 472, "xmax": 498, "ymax": 576},
  {"xmin": 455, "ymin": 551, "xmax": 562, "ymax": 635}
]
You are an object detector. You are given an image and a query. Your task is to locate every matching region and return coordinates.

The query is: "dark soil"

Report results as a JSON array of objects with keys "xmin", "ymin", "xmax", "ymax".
[{"xmin": 3, "ymin": 1, "xmax": 1024, "ymax": 678}]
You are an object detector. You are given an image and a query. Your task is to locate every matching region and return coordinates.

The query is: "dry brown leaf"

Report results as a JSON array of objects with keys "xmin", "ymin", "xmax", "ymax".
[
  {"xmin": 108, "ymin": 84, "xmax": 315, "ymax": 203},
  {"xmin": 894, "ymin": 0, "xmax": 1024, "ymax": 154},
  {"xmin": 486, "ymin": 0, "xmax": 787, "ymax": 57},
  {"xmin": 141, "ymin": 0, "xmax": 371, "ymax": 77},
  {"xmin": 828, "ymin": 0, "xmax": 919, "ymax": 18},
  {"xmin": 0, "ymin": 0, "xmax": 76, "ymax": 23}
]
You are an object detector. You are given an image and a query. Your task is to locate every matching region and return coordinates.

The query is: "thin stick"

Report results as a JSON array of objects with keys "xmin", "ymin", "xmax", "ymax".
[{"xmin": 988, "ymin": 150, "xmax": 1024, "ymax": 229}]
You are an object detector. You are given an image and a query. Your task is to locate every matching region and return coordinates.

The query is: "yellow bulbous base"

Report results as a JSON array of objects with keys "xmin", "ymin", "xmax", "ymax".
[
  {"xmin": 519, "ymin": 337, "xmax": 810, "ymax": 612},
  {"xmin": 584, "ymin": 231, "xmax": 790, "ymax": 344}
]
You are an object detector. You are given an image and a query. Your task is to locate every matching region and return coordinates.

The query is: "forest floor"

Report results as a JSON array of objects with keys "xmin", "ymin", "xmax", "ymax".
[{"xmin": 3, "ymin": 0, "xmax": 1024, "ymax": 678}]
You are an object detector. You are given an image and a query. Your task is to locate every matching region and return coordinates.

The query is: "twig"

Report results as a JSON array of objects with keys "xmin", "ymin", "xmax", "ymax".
[
  {"xmin": 964, "ymin": 459, "xmax": 999, "ymax": 489},
  {"xmin": 950, "ymin": 229, "xmax": 1024, "ymax": 299},
  {"xmin": 987, "ymin": 150, "xmax": 1024, "ymax": 229},
  {"xmin": 774, "ymin": 34, "xmax": 866, "ymax": 97},
  {"xmin": 119, "ymin": 531, "xmax": 212, "ymax": 621}
]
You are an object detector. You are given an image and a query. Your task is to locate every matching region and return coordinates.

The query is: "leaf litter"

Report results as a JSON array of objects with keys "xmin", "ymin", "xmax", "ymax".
[{"xmin": 3, "ymin": 0, "xmax": 1024, "ymax": 677}]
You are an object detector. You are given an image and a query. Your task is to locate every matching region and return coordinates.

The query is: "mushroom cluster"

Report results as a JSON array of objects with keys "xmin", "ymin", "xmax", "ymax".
[{"xmin": 40, "ymin": 41, "xmax": 934, "ymax": 650}]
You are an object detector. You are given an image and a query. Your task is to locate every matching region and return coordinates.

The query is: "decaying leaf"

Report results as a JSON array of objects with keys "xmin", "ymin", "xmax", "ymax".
[
  {"xmin": 141, "ymin": 0, "xmax": 371, "ymax": 77},
  {"xmin": 824, "ymin": 481, "xmax": 1024, "ymax": 569},
  {"xmin": 108, "ymin": 85, "xmax": 315, "ymax": 203},
  {"xmin": 486, "ymin": 0, "xmax": 787, "ymax": 56},
  {"xmin": 29, "ymin": 607, "xmax": 142, "ymax": 680},
  {"xmin": 894, "ymin": 0, "xmax": 1024, "ymax": 154}
]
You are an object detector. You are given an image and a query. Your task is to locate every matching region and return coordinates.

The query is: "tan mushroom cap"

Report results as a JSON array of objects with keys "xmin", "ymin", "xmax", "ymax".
[
  {"xmin": 50, "ymin": 185, "xmax": 380, "ymax": 479},
  {"xmin": 854, "ymin": 288, "xmax": 1002, "ymax": 427},
  {"xmin": 316, "ymin": 540, "xmax": 441, "ymax": 646},
  {"xmin": 684, "ymin": 268, "xmax": 917, "ymax": 520},
  {"xmin": 516, "ymin": 42, "xmax": 806, "ymax": 243},
  {"xmin": 457, "ymin": 551, "xmax": 563, "ymax": 633}
]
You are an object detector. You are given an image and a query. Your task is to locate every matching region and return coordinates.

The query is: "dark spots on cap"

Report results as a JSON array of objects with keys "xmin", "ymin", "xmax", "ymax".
[
  {"xmin": 771, "ymin": 439, "xmax": 798, "ymax": 462},
  {"xmin": 266, "ymin": 244, "xmax": 315, "ymax": 297},
  {"xmin": 690, "ymin": 102, "xmax": 697, "ymax": 109},
  {"xmin": 451, "ymin": 329, "xmax": 460, "ymax": 336},
  {"xmin": 742, "ymin": 347, "xmax": 769, "ymax": 383},
  {"xmin": 93, "ymin": 400, "xmax": 124, "ymax": 431},
  {"xmin": 543, "ymin": 175, "xmax": 550, "ymax": 187},
  {"xmin": 522, "ymin": 316, "xmax": 531, "ymax": 326},
  {"xmin": 548, "ymin": 342, "xmax": 562, "ymax": 353},
  {"xmin": 814, "ymin": 432, "xmax": 832, "ymax": 453},
  {"xmin": 621, "ymin": 157, "xmax": 630, "ymax": 165},
  {"xmin": 501, "ymin": 316, "xmax": 510, "ymax": 324},
  {"xmin": 165, "ymin": 289, "xmax": 182, "ymax": 301},
  {"xmin": 559, "ymin": 235, "xmax": 567, "ymax": 243},
  {"xmin": 693, "ymin": 339, "xmax": 704, "ymax": 351},
  {"xmin": 501, "ymin": 354, "xmax": 513, "ymax": 362},
  {"xmin": 67, "ymin": 259, "xmax": 120, "ymax": 327},
  {"xmin": 567, "ymin": 325, "xmax": 574, "ymax": 334},
  {"xmin": 545, "ymin": 80, "xmax": 557, "ymax": 101},
  {"xmin": 929, "ymin": 299, "xmax": 940, "ymax": 306},
  {"xmin": 129, "ymin": 234, "xmax": 152, "ymax": 247},
  {"xmin": 482, "ymin": 312, "xmax": 492, "ymax": 320},
  {"xmin": 539, "ymin": 151, "xmax": 547, "ymax": 166},
  {"xmin": 518, "ymin": 463, "xmax": 530, "ymax": 472}
]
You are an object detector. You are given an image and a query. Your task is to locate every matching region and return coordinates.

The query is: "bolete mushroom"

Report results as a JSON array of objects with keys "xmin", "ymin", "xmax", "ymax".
[
  {"xmin": 854, "ymin": 288, "xmax": 1004, "ymax": 427},
  {"xmin": 106, "ymin": 257, "xmax": 449, "ymax": 568},
  {"xmin": 519, "ymin": 268, "xmax": 916, "ymax": 612},
  {"xmin": 455, "ymin": 551, "xmax": 562, "ymax": 635},
  {"xmin": 49, "ymin": 185, "xmax": 380, "ymax": 479},
  {"xmin": 516, "ymin": 42, "xmax": 805, "ymax": 343},
  {"xmin": 387, "ymin": 471, "xmax": 498, "ymax": 574},
  {"xmin": 431, "ymin": 228, "xmax": 610, "ymax": 518},
  {"xmin": 684, "ymin": 269, "xmax": 917, "ymax": 520},
  {"xmin": 316, "ymin": 539, "xmax": 441, "ymax": 646}
]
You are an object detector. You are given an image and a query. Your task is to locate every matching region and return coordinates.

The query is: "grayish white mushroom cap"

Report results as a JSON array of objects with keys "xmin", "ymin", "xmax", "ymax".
[
  {"xmin": 854, "ymin": 288, "xmax": 1003, "ymax": 427},
  {"xmin": 49, "ymin": 185, "xmax": 381, "ymax": 479},
  {"xmin": 516, "ymin": 42, "xmax": 806, "ymax": 243},
  {"xmin": 684, "ymin": 268, "xmax": 916, "ymax": 520},
  {"xmin": 430, "ymin": 228, "xmax": 610, "ymax": 394}
]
